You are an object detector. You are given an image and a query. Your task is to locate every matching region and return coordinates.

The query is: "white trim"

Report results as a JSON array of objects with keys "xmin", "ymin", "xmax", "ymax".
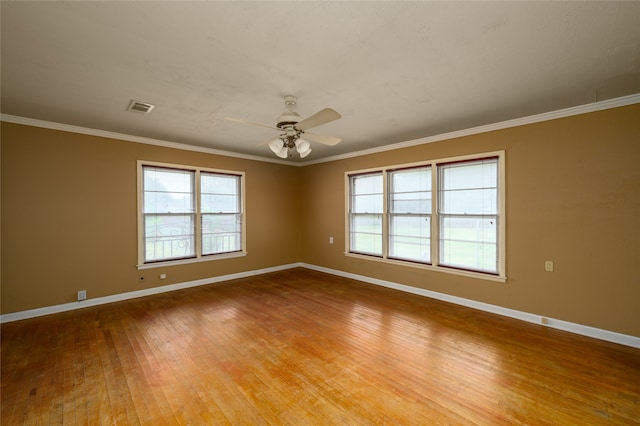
[
  {"xmin": 302, "ymin": 93, "xmax": 640, "ymax": 165},
  {"xmin": 343, "ymin": 252, "xmax": 507, "ymax": 283},
  {"xmin": 3, "ymin": 262, "xmax": 638, "ymax": 348},
  {"xmin": 2, "ymin": 94, "xmax": 638, "ymax": 168},
  {"xmin": 0, "ymin": 114, "xmax": 293, "ymax": 166},
  {"xmin": 137, "ymin": 251, "xmax": 247, "ymax": 270},
  {"xmin": 0, "ymin": 263, "xmax": 302, "ymax": 324},
  {"xmin": 301, "ymin": 263, "xmax": 640, "ymax": 349}
]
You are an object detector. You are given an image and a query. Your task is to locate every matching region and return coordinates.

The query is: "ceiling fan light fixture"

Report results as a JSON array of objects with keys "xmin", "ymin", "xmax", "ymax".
[
  {"xmin": 295, "ymin": 138, "xmax": 310, "ymax": 153},
  {"xmin": 275, "ymin": 146, "xmax": 289, "ymax": 159},
  {"xmin": 295, "ymin": 138, "xmax": 312, "ymax": 158},
  {"xmin": 299, "ymin": 147, "xmax": 312, "ymax": 158},
  {"xmin": 225, "ymin": 95, "xmax": 341, "ymax": 160},
  {"xmin": 268, "ymin": 138, "xmax": 284, "ymax": 155}
]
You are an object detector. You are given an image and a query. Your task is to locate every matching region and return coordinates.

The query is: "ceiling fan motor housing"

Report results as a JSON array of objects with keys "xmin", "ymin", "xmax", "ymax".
[{"xmin": 276, "ymin": 111, "xmax": 300, "ymax": 129}]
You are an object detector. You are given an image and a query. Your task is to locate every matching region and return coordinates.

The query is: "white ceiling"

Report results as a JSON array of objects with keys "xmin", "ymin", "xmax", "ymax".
[{"xmin": 2, "ymin": 1, "xmax": 639, "ymax": 163}]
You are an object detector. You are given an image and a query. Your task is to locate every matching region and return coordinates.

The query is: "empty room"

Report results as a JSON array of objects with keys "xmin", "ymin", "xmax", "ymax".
[{"xmin": 2, "ymin": 2, "xmax": 639, "ymax": 424}]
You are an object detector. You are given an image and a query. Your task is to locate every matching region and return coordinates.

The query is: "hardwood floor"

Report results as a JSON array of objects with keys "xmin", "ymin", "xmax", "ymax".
[{"xmin": 2, "ymin": 268, "xmax": 639, "ymax": 425}]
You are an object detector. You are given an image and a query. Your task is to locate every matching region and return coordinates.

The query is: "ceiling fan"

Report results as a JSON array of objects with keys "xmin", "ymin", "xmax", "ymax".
[{"xmin": 225, "ymin": 95, "xmax": 341, "ymax": 159}]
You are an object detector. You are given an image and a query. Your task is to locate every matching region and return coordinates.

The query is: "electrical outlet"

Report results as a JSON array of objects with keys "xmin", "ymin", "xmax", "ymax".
[
  {"xmin": 544, "ymin": 261, "xmax": 554, "ymax": 272},
  {"xmin": 329, "ymin": 236, "xmax": 334, "ymax": 244},
  {"xmin": 160, "ymin": 273, "xmax": 166, "ymax": 279},
  {"xmin": 77, "ymin": 290, "xmax": 87, "ymax": 301}
]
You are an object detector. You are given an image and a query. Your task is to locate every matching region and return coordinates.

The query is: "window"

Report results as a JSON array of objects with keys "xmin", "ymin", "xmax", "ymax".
[
  {"xmin": 349, "ymin": 172, "xmax": 383, "ymax": 256},
  {"xmin": 138, "ymin": 161, "xmax": 245, "ymax": 267},
  {"xmin": 346, "ymin": 152, "xmax": 505, "ymax": 281},
  {"xmin": 388, "ymin": 166, "xmax": 431, "ymax": 263},
  {"xmin": 439, "ymin": 159, "xmax": 498, "ymax": 274}
]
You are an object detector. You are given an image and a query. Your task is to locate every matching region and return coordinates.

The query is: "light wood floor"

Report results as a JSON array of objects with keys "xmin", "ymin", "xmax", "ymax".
[{"xmin": 2, "ymin": 268, "xmax": 639, "ymax": 425}]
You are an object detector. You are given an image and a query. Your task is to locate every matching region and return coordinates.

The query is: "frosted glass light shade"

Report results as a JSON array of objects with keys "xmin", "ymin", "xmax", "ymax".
[
  {"xmin": 295, "ymin": 139, "xmax": 312, "ymax": 158},
  {"xmin": 275, "ymin": 146, "xmax": 289, "ymax": 158},
  {"xmin": 268, "ymin": 138, "xmax": 284, "ymax": 154},
  {"xmin": 299, "ymin": 147, "xmax": 311, "ymax": 158}
]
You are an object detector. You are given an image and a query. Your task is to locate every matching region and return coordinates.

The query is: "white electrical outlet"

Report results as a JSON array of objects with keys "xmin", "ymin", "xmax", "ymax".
[
  {"xmin": 160, "ymin": 273, "xmax": 167, "ymax": 279},
  {"xmin": 329, "ymin": 237, "xmax": 334, "ymax": 244},
  {"xmin": 77, "ymin": 290, "xmax": 87, "ymax": 301},
  {"xmin": 544, "ymin": 261, "xmax": 554, "ymax": 272}
]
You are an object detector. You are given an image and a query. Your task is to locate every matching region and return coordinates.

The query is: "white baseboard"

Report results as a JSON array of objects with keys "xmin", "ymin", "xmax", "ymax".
[
  {"xmin": 3, "ymin": 262, "xmax": 638, "ymax": 349},
  {"xmin": 0, "ymin": 263, "xmax": 302, "ymax": 323},
  {"xmin": 301, "ymin": 263, "xmax": 640, "ymax": 349}
]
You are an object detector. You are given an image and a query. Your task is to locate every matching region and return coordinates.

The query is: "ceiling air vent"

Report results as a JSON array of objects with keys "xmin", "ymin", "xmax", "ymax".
[{"xmin": 126, "ymin": 100, "xmax": 155, "ymax": 114}]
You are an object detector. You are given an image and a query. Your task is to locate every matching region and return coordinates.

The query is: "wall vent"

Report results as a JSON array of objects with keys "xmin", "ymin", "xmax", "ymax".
[{"xmin": 127, "ymin": 100, "xmax": 155, "ymax": 114}]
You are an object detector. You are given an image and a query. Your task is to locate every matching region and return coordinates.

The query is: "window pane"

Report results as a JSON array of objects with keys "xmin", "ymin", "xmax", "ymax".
[
  {"xmin": 201, "ymin": 173, "xmax": 238, "ymax": 194},
  {"xmin": 441, "ymin": 188, "xmax": 497, "ymax": 215},
  {"xmin": 389, "ymin": 215, "xmax": 430, "ymax": 263},
  {"xmin": 201, "ymin": 194, "xmax": 239, "ymax": 213},
  {"xmin": 391, "ymin": 167, "xmax": 431, "ymax": 192},
  {"xmin": 353, "ymin": 173, "xmax": 382, "ymax": 194},
  {"xmin": 144, "ymin": 214, "xmax": 195, "ymax": 262},
  {"xmin": 351, "ymin": 173, "xmax": 383, "ymax": 213},
  {"xmin": 143, "ymin": 167, "xmax": 194, "ymax": 214},
  {"xmin": 440, "ymin": 216, "xmax": 497, "ymax": 273},
  {"xmin": 201, "ymin": 173, "xmax": 240, "ymax": 213},
  {"xmin": 440, "ymin": 161, "xmax": 497, "ymax": 190},
  {"xmin": 390, "ymin": 167, "xmax": 431, "ymax": 214},
  {"xmin": 144, "ymin": 192, "xmax": 194, "ymax": 214},
  {"xmin": 352, "ymin": 194, "xmax": 383, "ymax": 213},
  {"xmin": 202, "ymin": 214, "xmax": 241, "ymax": 254},
  {"xmin": 390, "ymin": 193, "xmax": 431, "ymax": 214},
  {"xmin": 350, "ymin": 214, "xmax": 382, "ymax": 255}
]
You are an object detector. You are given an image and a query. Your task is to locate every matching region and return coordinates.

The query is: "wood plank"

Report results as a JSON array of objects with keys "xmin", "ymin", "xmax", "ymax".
[{"xmin": 2, "ymin": 268, "xmax": 639, "ymax": 424}]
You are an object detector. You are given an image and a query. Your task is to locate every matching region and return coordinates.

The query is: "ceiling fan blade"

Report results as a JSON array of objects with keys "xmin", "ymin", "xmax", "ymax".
[
  {"xmin": 256, "ymin": 136, "xmax": 282, "ymax": 146},
  {"xmin": 224, "ymin": 116, "xmax": 278, "ymax": 130},
  {"xmin": 303, "ymin": 132, "xmax": 342, "ymax": 146},
  {"xmin": 295, "ymin": 108, "xmax": 341, "ymax": 131}
]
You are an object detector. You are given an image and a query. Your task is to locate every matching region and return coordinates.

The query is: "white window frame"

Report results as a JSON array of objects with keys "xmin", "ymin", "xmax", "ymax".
[
  {"xmin": 137, "ymin": 160, "xmax": 246, "ymax": 270},
  {"xmin": 345, "ymin": 151, "xmax": 506, "ymax": 282}
]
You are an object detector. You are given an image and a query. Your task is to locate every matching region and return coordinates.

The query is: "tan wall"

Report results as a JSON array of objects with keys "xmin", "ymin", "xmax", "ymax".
[
  {"xmin": 300, "ymin": 104, "xmax": 640, "ymax": 337},
  {"xmin": 1, "ymin": 123, "xmax": 302, "ymax": 313},
  {"xmin": 2, "ymin": 104, "xmax": 639, "ymax": 337}
]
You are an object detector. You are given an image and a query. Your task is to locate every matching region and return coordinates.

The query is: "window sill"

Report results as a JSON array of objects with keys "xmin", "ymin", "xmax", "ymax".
[
  {"xmin": 344, "ymin": 252, "xmax": 507, "ymax": 283},
  {"xmin": 137, "ymin": 251, "xmax": 247, "ymax": 270}
]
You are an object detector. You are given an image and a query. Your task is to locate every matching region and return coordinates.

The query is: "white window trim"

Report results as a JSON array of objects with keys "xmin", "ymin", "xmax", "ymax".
[
  {"xmin": 344, "ymin": 151, "xmax": 506, "ymax": 283},
  {"xmin": 137, "ymin": 160, "xmax": 247, "ymax": 269}
]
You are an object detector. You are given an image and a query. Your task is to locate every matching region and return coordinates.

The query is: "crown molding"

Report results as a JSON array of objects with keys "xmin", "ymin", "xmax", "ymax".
[
  {"xmin": 302, "ymin": 93, "xmax": 640, "ymax": 165},
  {"xmin": 0, "ymin": 114, "xmax": 293, "ymax": 166},
  {"xmin": 2, "ymin": 93, "xmax": 638, "ymax": 167}
]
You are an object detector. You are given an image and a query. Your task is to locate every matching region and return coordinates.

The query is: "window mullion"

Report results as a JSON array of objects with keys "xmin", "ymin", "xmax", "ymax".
[
  {"xmin": 431, "ymin": 164, "xmax": 439, "ymax": 267},
  {"xmin": 195, "ymin": 169, "xmax": 202, "ymax": 259},
  {"xmin": 382, "ymin": 171, "xmax": 389, "ymax": 259}
]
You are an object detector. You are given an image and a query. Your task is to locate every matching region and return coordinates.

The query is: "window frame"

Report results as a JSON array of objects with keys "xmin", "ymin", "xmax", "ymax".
[
  {"xmin": 345, "ymin": 151, "xmax": 506, "ymax": 282},
  {"xmin": 137, "ymin": 160, "xmax": 246, "ymax": 270},
  {"xmin": 387, "ymin": 165, "xmax": 432, "ymax": 264},
  {"xmin": 348, "ymin": 171, "xmax": 384, "ymax": 257}
]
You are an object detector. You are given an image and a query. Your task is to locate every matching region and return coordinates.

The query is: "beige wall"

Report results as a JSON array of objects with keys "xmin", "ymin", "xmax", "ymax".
[
  {"xmin": 1, "ymin": 123, "xmax": 302, "ymax": 313},
  {"xmin": 2, "ymin": 103, "xmax": 639, "ymax": 337},
  {"xmin": 300, "ymin": 104, "xmax": 640, "ymax": 337}
]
